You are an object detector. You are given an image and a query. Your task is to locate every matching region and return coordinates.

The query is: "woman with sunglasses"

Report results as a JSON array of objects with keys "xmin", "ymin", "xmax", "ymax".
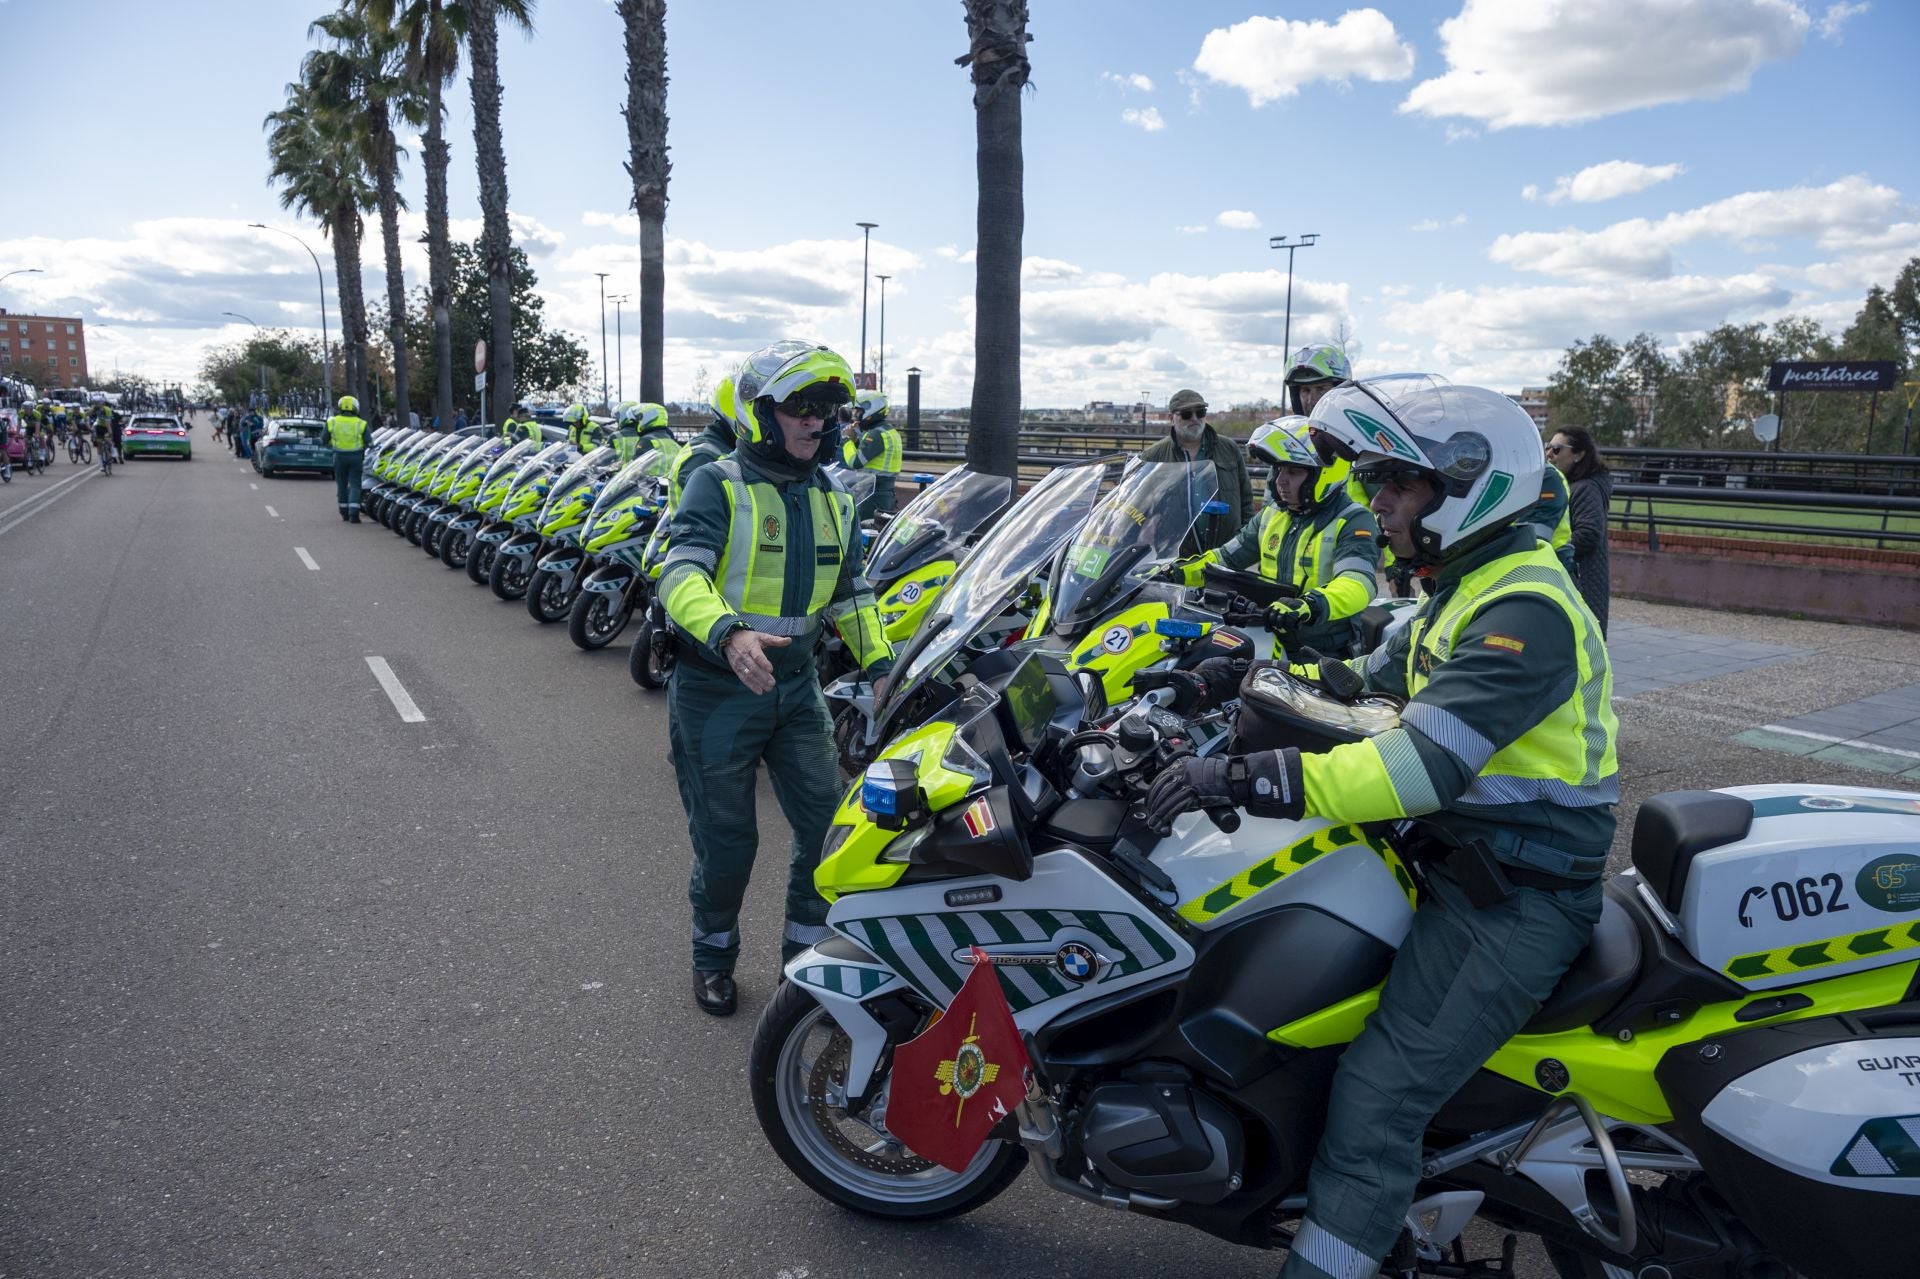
[
  {"xmin": 1546, "ymin": 426, "xmax": 1612, "ymax": 635},
  {"xmin": 1139, "ymin": 387, "xmax": 1253, "ymax": 553}
]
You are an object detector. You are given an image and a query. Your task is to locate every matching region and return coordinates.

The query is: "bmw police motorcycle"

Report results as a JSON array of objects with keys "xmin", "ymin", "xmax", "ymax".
[
  {"xmin": 386, "ymin": 432, "xmax": 470, "ymax": 536},
  {"xmin": 483, "ymin": 440, "xmax": 578, "ymax": 601},
  {"xmin": 523, "ymin": 445, "xmax": 625, "ymax": 624},
  {"xmin": 424, "ymin": 435, "xmax": 511, "ymax": 564},
  {"xmin": 404, "ymin": 435, "xmax": 484, "ymax": 548},
  {"xmin": 461, "ymin": 438, "xmax": 542, "ymax": 585},
  {"xmin": 566, "ymin": 448, "xmax": 674, "ymax": 650},
  {"xmin": 753, "ymin": 391, "xmax": 1920, "ymax": 1279}
]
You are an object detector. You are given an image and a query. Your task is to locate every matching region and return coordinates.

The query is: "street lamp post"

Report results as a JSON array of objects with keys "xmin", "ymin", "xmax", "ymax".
[
  {"xmin": 224, "ymin": 311, "xmax": 267, "ymax": 406},
  {"xmin": 249, "ymin": 224, "xmax": 332, "ymax": 409},
  {"xmin": 875, "ymin": 275, "xmax": 891, "ymax": 396},
  {"xmin": 610, "ymin": 295, "xmax": 629, "ymax": 404},
  {"xmin": 594, "ymin": 272, "xmax": 610, "ymax": 411},
  {"xmin": 1266, "ymin": 233, "xmax": 1320, "ymax": 360},
  {"xmin": 1, "ymin": 267, "xmax": 44, "ymax": 292},
  {"xmin": 856, "ymin": 222, "xmax": 878, "ymax": 381}
]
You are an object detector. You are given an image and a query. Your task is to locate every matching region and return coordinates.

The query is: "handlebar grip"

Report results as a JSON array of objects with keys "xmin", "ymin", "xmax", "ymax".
[{"xmin": 1204, "ymin": 804, "xmax": 1241, "ymax": 834}]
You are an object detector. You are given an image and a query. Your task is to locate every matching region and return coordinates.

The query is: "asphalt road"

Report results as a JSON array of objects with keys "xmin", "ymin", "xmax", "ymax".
[{"xmin": 4, "ymin": 422, "xmax": 1917, "ymax": 1279}]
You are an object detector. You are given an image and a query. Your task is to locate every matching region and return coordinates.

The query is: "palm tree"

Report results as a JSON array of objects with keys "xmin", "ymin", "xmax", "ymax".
[
  {"xmin": 358, "ymin": 0, "xmax": 465, "ymax": 428},
  {"xmin": 465, "ymin": 0, "xmax": 536, "ymax": 422},
  {"xmin": 309, "ymin": 7, "xmax": 426, "ymax": 427},
  {"xmin": 617, "ymin": 0, "xmax": 669, "ymax": 405},
  {"xmin": 264, "ymin": 73, "xmax": 376, "ymax": 410},
  {"xmin": 958, "ymin": 1, "xmax": 1031, "ymax": 479}
]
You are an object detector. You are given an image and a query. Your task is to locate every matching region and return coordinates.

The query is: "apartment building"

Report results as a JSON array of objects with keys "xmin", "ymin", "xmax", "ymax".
[{"xmin": 0, "ymin": 308, "xmax": 89, "ymax": 388}]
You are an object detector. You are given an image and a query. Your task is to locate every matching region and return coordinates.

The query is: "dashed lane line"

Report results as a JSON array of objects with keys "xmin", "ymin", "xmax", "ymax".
[
  {"xmin": 294, "ymin": 547, "xmax": 320, "ymax": 571},
  {"xmin": 249, "ymin": 482, "xmax": 258, "ymax": 490},
  {"xmin": 265, "ymin": 505, "xmax": 280, "ymax": 519},
  {"xmin": 0, "ymin": 469, "xmax": 96, "ymax": 538},
  {"xmin": 364, "ymin": 656, "xmax": 426, "ymax": 723}
]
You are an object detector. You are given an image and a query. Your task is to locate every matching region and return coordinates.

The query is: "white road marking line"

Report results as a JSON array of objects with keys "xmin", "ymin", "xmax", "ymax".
[
  {"xmin": 1759, "ymin": 723, "xmax": 1920, "ymax": 763},
  {"xmin": 249, "ymin": 482, "xmax": 258, "ymax": 490},
  {"xmin": 264, "ymin": 504, "xmax": 280, "ymax": 518},
  {"xmin": 0, "ymin": 469, "xmax": 96, "ymax": 538},
  {"xmin": 365, "ymin": 656, "xmax": 426, "ymax": 722},
  {"xmin": 294, "ymin": 546, "xmax": 320, "ymax": 571}
]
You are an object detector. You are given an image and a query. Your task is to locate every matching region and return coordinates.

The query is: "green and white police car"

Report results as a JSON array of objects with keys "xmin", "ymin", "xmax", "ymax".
[{"xmin": 121, "ymin": 414, "xmax": 192, "ymax": 461}]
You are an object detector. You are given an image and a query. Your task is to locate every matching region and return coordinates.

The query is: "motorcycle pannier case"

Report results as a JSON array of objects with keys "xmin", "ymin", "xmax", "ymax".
[{"xmin": 1656, "ymin": 1004, "xmax": 1920, "ymax": 1279}]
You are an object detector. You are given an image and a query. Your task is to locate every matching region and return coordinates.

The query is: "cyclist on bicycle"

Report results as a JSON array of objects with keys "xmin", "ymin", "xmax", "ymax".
[{"xmin": 92, "ymin": 406, "xmax": 113, "ymax": 473}]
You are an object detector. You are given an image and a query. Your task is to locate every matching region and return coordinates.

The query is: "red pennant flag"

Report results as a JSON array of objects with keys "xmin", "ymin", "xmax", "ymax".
[{"xmin": 886, "ymin": 946, "xmax": 1032, "ymax": 1173}]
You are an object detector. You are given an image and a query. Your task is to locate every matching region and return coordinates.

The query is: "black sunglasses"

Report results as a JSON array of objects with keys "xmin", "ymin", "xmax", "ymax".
[
  {"xmin": 778, "ymin": 398, "xmax": 839, "ymax": 421},
  {"xmin": 1175, "ymin": 408, "xmax": 1207, "ymax": 421}
]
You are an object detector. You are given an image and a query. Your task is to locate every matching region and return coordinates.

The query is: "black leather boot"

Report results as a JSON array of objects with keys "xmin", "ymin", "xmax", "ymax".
[{"xmin": 693, "ymin": 968, "xmax": 737, "ymax": 1017}]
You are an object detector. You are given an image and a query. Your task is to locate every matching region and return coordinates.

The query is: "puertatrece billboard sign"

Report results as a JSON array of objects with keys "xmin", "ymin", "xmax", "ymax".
[{"xmin": 1765, "ymin": 360, "xmax": 1899, "ymax": 392}]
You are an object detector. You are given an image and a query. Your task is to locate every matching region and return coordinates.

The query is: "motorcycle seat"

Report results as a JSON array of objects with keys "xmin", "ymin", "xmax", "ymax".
[
  {"xmin": 1522, "ymin": 888, "xmax": 1643, "ymax": 1035},
  {"xmin": 1630, "ymin": 790, "xmax": 1754, "ymax": 913}
]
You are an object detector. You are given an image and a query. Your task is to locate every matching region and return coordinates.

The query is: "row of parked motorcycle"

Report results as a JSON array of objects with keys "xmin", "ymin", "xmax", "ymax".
[{"xmin": 350, "ymin": 421, "xmax": 1920, "ymax": 1279}]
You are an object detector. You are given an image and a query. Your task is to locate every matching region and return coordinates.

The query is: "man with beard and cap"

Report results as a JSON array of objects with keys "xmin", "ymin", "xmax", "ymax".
[
  {"xmin": 659, "ymin": 342, "xmax": 894, "ymax": 1017},
  {"xmin": 1140, "ymin": 387, "xmax": 1252, "ymax": 554}
]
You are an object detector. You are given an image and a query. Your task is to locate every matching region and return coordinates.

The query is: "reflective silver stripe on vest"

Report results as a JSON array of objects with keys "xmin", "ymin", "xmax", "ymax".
[
  {"xmin": 662, "ymin": 545, "xmax": 716, "ymax": 573},
  {"xmin": 714, "ymin": 460, "xmax": 760, "ymax": 611},
  {"xmin": 1331, "ymin": 556, "xmax": 1376, "ymax": 579},
  {"xmin": 1401, "ymin": 702, "xmax": 1496, "ymax": 774},
  {"xmin": 1290, "ymin": 1219, "xmax": 1378, "ymax": 1279},
  {"xmin": 1374, "ymin": 727, "xmax": 1443, "ymax": 816},
  {"xmin": 739, "ymin": 612, "xmax": 820, "ymax": 638},
  {"xmin": 1460, "ymin": 773, "xmax": 1620, "ymax": 808},
  {"xmin": 1469, "ymin": 562, "xmax": 1612, "ymax": 788}
]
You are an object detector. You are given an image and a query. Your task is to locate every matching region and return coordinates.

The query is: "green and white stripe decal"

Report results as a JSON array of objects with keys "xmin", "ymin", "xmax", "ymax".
[
  {"xmin": 792, "ymin": 964, "xmax": 895, "ymax": 999},
  {"xmin": 837, "ymin": 909, "xmax": 1178, "ymax": 1012}
]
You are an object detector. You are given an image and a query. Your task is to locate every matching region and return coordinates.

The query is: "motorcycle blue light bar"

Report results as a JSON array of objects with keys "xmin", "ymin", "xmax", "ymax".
[
  {"xmin": 862, "ymin": 766, "xmax": 905, "ymax": 818},
  {"xmin": 1154, "ymin": 619, "xmax": 1205, "ymax": 639}
]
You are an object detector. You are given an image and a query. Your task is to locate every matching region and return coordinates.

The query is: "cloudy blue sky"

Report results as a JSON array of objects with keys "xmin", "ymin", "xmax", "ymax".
[{"xmin": 1, "ymin": 0, "xmax": 1915, "ymax": 407}]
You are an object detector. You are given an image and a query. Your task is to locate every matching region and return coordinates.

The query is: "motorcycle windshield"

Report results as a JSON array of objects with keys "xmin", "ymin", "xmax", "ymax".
[
  {"xmin": 452, "ymin": 437, "xmax": 508, "ymax": 482},
  {"xmin": 509, "ymin": 441, "xmax": 576, "ymax": 489},
  {"xmin": 540, "ymin": 445, "xmax": 619, "ymax": 523},
  {"xmin": 1048, "ymin": 460, "xmax": 1219, "ymax": 634},
  {"xmin": 585, "ymin": 455, "xmax": 667, "ymax": 528},
  {"xmin": 481, "ymin": 440, "xmax": 538, "ymax": 489},
  {"xmin": 877, "ymin": 460, "xmax": 1114, "ymax": 725},
  {"xmin": 864, "ymin": 467, "xmax": 1013, "ymax": 580},
  {"xmin": 824, "ymin": 463, "xmax": 877, "ymax": 510}
]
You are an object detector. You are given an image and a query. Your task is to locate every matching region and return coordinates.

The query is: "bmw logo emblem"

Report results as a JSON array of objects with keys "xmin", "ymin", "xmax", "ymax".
[{"xmin": 1055, "ymin": 942, "xmax": 1099, "ymax": 983}]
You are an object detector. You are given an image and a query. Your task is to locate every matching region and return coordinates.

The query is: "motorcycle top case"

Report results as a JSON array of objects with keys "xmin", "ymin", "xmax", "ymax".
[
  {"xmin": 1657, "ymin": 1004, "xmax": 1920, "ymax": 1279},
  {"xmin": 1670, "ymin": 784, "xmax": 1920, "ymax": 991}
]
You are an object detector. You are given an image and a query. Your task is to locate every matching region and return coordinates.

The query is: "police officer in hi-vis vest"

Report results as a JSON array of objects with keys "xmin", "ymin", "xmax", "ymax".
[
  {"xmin": 658, "ymin": 341, "xmax": 893, "ymax": 1017},
  {"xmin": 327, "ymin": 395, "xmax": 369, "ymax": 522},
  {"xmin": 1146, "ymin": 377, "xmax": 1616, "ymax": 1279}
]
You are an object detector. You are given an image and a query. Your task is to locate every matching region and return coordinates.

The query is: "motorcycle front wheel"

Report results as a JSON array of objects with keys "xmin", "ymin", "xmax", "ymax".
[
  {"xmin": 490, "ymin": 550, "xmax": 532, "ymax": 601},
  {"xmin": 421, "ymin": 517, "xmax": 444, "ymax": 558},
  {"xmin": 629, "ymin": 618, "xmax": 672, "ymax": 689},
  {"xmin": 526, "ymin": 567, "xmax": 573, "ymax": 622},
  {"xmin": 568, "ymin": 590, "xmax": 633, "ymax": 650},
  {"xmin": 748, "ymin": 980, "xmax": 1025, "ymax": 1221},
  {"xmin": 440, "ymin": 525, "xmax": 471, "ymax": 571},
  {"xmin": 467, "ymin": 539, "xmax": 497, "ymax": 586}
]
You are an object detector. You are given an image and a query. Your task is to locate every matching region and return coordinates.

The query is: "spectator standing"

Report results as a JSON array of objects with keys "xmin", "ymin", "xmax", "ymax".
[
  {"xmin": 1140, "ymin": 388, "xmax": 1252, "ymax": 554},
  {"xmin": 1547, "ymin": 427, "xmax": 1613, "ymax": 636},
  {"xmin": 453, "ymin": 406, "xmax": 469, "ymax": 431}
]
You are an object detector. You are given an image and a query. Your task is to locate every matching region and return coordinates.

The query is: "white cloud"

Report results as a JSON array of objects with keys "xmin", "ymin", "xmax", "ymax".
[
  {"xmin": 1490, "ymin": 174, "xmax": 1906, "ymax": 280},
  {"xmin": 1101, "ymin": 71, "xmax": 1155, "ymax": 92},
  {"xmin": 1193, "ymin": 9, "xmax": 1415, "ymax": 108},
  {"xmin": 1523, "ymin": 160, "xmax": 1686, "ymax": 205},
  {"xmin": 582, "ymin": 209, "xmax": 639, "ymax": 236},
  {"xmin": 1401, "ymin": 0, "xmax": 1809, "ymax": 129},
  {"xmin": 1444, "ymin": 123, "xmax": 1477, "ymax": 143},
  {"xmin": 1216, "ymin": 210, "xmax": 1262, "ymax": 231},
  {"xmin": 1175, "ymin": 225, "xmax": 1209, "ymax": 235},
  {"xmin": 1122, "ymin": 106, "xmax": 1167, "ymax": 133},
  {"xmin": 1409, "ymin": 214, "xmax": 1469, "ymax": 231},
  {"xmin": 1819, "ymin": 2, "xmax": 1868, "ymax": 40},
  {"xmin": 1022, "ymin": 257, "xmax": 1084, "ymax": 283}
]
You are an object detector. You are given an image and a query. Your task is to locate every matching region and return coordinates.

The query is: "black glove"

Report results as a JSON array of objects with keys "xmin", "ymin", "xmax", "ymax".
[
  {"xmin": 1191, "ymin": 656, "xmax": 1249, "ymax": 708},
  {"xmin": 1143, "ymin": 749, "xmax": 1306, "ymax": 834}
]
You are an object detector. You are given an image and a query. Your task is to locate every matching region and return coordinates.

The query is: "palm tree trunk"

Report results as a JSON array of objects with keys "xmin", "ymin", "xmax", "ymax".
[
  {"xmin": 468, "ymin": 0, "xmax": 514, "ymax": 422},
  {"xmin": 330, "ymin": 204, "xmax": 372, "ymax": 412},
  {"xmin": 373, "ymin": 104, "xmax": 409, "ymax": 428},
  {"xmin": 424, "ymin": 72, "xmax": 455, "ymax": 429},
  {"xmin": 961, "ymin": 1, "xmax": 1030, "ymax": 480},
  {"xmin": 619, "ymin": 0, "xmax": 670, "ymax": 405}
]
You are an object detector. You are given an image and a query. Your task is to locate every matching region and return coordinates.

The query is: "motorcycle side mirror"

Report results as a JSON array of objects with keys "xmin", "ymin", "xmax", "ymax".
[{"xmin": 1074, "ymin": 669, "xmax": 1107, "ymax": 722}]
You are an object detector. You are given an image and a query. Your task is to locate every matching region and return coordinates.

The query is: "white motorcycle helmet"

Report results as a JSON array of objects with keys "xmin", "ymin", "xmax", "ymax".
[
  {"xmin": 1246, "ymin": 415, "xmax": 1329, "ymax": 514},
  {"xmin": 854, "ymin": 389, "xmax": 889, "ymax": 423},
  {"xmin": 1308, "ymin": 374, "xmax": 1544, "ymax": 563}
]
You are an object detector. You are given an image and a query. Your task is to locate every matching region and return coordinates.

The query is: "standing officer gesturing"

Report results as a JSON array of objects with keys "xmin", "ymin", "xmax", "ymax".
[
  {"xmin": 327, "ymin": 395, "xmax": 368, "ymax": 522},
  {"xmin": 1146, "ymin": 378, "xmax": 1616, "ymax": 1279},
  {"xmin": 659, "ymin": 341, "xmax": 894, "ymax": 1017}
]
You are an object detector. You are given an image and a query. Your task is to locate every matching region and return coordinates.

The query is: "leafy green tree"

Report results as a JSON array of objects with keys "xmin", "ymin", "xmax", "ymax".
[
  {"xmin": 1886, "ymin": 256, "xmax": 1920, "ymax": 360},
  {"xmin": 199, "ymin": 332, "xmax": 326, "ymax": 408},
  {"xmin": 396, "ymin": 237, "xmax": 587, "ymax": 417},
  {"xmin": 1546, "ymin": 335, "xmax": 1636, "ymax": 444}
]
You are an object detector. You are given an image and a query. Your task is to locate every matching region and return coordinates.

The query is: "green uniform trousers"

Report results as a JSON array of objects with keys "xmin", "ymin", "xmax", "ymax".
[
  {"xmin": 1280, "ymin": 864, "xmax": 1602, "ymax": 1279},
  {"xmin": 668, "ymin": 657, "xmax": 842, "ymax": 972},
  {"xmin": 860, "ymin": 473, "xmax": 897, "ymax": 522},
  {"xmin": 334, "ymin": 450, "xmax": 364, "ymax": 517}
]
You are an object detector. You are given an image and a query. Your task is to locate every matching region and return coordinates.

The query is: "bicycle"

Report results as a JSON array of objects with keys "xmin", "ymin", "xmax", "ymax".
[
  {"xmin": 71, "ymin": 434, "xmax": 92, "ymax": 465},
  {"xmin": 97, "ymin": 435, "xmax": 114, "ymax": 476}
]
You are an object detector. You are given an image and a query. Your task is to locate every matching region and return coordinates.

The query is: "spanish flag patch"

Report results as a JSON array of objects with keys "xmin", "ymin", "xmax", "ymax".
[
  {"xmin": 1483, "ymin": 634, "xmax": 1526, "ymax": 654},
  {"xmin": 1354, "ymin": 528, "xmax": 1373, "ymax": 538}
]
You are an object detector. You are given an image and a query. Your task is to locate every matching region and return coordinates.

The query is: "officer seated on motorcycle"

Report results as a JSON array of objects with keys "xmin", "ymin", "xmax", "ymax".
[
  {"xmin": 1145, "ymin": 376, "xmax": 1617, "ymax": 1279},
  {"xmin": 1169, "ymin": 417, "xmax": 1380, "ymax": 659},
  {"xmin": 562, "ymin": 401, "xmax": 596, "ymax": 451}
]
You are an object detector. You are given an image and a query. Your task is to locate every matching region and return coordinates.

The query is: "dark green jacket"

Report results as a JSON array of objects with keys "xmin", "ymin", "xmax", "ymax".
[{"xmin": 1139, "ymin": 424, "xmax": 1253, "ymax": 554}]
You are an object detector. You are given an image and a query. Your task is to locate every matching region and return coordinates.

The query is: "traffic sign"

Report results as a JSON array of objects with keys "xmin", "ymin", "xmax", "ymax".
[
  {"xmin": 475, "ymin": 371, "xmax": 487, "ymax": 392},
  {"xmin": 1751, "ymin": 413, "xmax": 1780, "ymax": 443},
  {"xmin": 474, "ymin": 339, "xmax": 487, "ymax": 374}
]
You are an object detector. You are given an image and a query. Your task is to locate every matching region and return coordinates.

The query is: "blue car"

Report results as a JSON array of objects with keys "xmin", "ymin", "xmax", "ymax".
[{"xmin": 256, "ymin": 418, "xmax": 335, "ymax": 477}]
